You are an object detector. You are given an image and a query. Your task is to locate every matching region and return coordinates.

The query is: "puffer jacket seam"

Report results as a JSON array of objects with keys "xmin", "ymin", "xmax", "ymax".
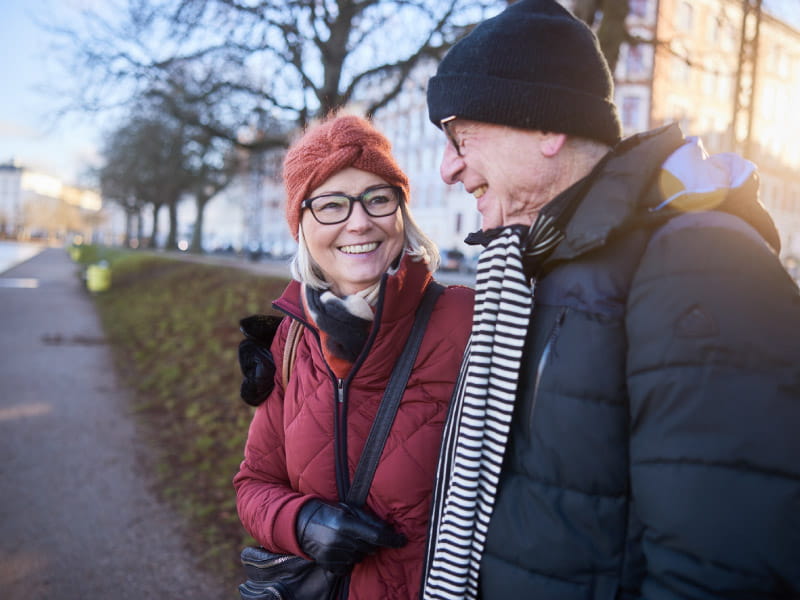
[
  {"xmin": 633, "ymin": 457, "xmax": 800, "ymax": 482},
  {"xmin": 539, "ymin": 387, "xmax": 629, "ymax": 408},
  {"xmin": 491, "ymin": 552, "xmax": 618, "ymax": 584},
  {"xmin": 508, "ymin": 470, "xmax": 627, "ymax": 499}
]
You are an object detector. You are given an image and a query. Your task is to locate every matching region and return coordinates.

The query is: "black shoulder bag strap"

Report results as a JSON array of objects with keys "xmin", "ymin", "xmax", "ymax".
[{"xmin": 345, "ymin": 281, "xmax": 445, "ymax": 506}]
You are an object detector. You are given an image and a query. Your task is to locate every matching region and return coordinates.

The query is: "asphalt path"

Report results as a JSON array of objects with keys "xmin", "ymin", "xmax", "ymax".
[{"xmin": 0, "ymin": 247, "xmax": 231, "ymax": 599}]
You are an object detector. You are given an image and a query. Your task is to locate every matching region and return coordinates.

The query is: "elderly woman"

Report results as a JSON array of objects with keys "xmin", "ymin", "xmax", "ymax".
[{"xmin": 233, "ymin": 114, "xmax": 473, "ymax": 600}]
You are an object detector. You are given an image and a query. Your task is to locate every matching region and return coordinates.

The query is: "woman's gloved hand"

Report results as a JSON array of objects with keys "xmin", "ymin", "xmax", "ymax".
[
  {"xmin": 238, "ymin": 314, "xmax": 282, "ymax": 406},
  {"xmin": 296, "ymin": 499, "xmax": 407, "ymax": 575}
]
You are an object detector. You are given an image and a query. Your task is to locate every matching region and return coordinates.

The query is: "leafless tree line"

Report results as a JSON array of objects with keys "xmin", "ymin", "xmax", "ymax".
[{"xmin": 45, "ymin": 0, "xmax": 631, "ymax": 251}]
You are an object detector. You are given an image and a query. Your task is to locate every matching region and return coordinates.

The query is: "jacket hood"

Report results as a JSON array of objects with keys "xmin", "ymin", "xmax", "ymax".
[
  {"xmin": 653, "ymin": 135, "xmax": 781, "ymax": 252},
  {"xmin": 551, "ymin": 123, "xmax": 780, "ymax": 261}
]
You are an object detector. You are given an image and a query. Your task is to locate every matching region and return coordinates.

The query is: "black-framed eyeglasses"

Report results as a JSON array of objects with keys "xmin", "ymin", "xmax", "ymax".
[
  {"xmin": 441, "ymin": 115, "xmax": 463, "ymax": 157},
  {"xmin": 301, "ymin": 184, "xmax": 404, "ymax": 225}
]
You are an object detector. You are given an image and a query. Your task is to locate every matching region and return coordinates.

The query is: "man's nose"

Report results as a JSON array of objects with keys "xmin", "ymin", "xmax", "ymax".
[{"xmin": 439, "ymin": 143, "xmax": 464, "ymax": 185}]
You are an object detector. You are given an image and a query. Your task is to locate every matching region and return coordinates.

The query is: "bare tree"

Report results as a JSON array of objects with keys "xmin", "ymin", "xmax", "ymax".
[
  {"xmin": 185, "ymin": 130, "xmax": 240, "ymax": 254},
  {"xmin": 97, "ymin": 107, "xmax": 192, "ymax": 249},
  {"xmin": 48, "ymin": 0, "xmax": 505, "ymax": 151},
  {"xmin": 97, "ymin": 143, "xmax": 147, "ymax": 249},
  {"xmin": 97, "ymin": 82, "xmax": 242, "ymax": 252}
]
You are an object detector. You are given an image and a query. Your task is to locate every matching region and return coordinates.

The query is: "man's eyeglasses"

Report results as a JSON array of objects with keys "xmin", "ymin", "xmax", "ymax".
[
  {"xmin": 301, "ymin": 185, "xmax": 403, "ymax": 225},
  {"xmin": 441, "ymin": 115, "xmax": 463, "ymax": 157}
]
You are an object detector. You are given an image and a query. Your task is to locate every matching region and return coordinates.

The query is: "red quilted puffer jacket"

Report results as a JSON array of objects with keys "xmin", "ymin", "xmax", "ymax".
[{"xmin": 234, "ymin": 254, "xmax": 474, "ymax": 600}]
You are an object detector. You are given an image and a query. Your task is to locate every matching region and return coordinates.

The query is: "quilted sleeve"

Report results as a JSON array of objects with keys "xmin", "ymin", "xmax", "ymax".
[
  {"xmin": 233, "ymin": 318, "xmax": 313, "ymax": 557},
  {"xmin": 625, "ymin": 212, "xmax": 800, "ymax": 599}
]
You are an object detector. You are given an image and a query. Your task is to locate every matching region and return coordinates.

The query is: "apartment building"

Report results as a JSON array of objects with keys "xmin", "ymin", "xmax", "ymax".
[
  {"xmin": 0, "ymin": 162, "xmax": 110, "ymax": 243},
  {"xmin": 613, "ymin": 0, "xmax": 800, "ymax": 256}
]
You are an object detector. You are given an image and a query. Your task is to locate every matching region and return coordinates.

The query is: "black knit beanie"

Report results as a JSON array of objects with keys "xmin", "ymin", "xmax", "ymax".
[{"xmin": 427, "ymin": 0, "xmax": 622, "ymax": 146}]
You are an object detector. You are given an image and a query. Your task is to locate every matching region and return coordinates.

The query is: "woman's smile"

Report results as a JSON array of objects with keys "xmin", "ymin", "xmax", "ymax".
[{"xmin": 338, "ymin": 241, "xmax": 380, "ymax": 255}]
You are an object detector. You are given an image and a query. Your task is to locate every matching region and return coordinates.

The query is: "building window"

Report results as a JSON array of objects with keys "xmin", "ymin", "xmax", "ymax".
[
  {"xmin": 723, "ymin": 25, "xmax": 737, "ymax": 52},
  {"xmin": 718, "ymin": 73, "xmax": 731, "ymax": 102},
  {"xmin": 761, "ymin": 81, "xmax": 777, "ymax": 116},
  {"xmin": 626, "ymin": 44, "xmax": 647, "ymax": 78},
  {"xmin": 622, "ymin": 96, "xmax": 643, "ymax": 130},
  {"xmin": 776, "ymin": 46, "xmax": 790, "ymax": 78},
  {"xmin": 672, "ymin": 56, "xmax": 691, "ymax": 85},
  {"xmin": 630, "ymin": 0, "xmax": 648, "ymax": 19},
  {"xmin": 677, "ymin": 1, "xmax": 693, "ymax": 34},
  {"xmin": 708, "ymin": 16, "xmax": 720, "ymax": 44},
  {"xmin": 702, "ymin": 62, "xmax": 715, "ymax": 96}
]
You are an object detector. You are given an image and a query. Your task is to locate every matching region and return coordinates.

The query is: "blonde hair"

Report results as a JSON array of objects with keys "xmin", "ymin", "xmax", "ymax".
[{"xmin": 290, "ymin": 201, "xmax": 441, "ymax": 291}]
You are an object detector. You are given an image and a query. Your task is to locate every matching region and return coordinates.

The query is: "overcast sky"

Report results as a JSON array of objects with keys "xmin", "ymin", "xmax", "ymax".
[{"xmin": 0, "ymin": 1, "xmax": 104, "ymax": 184}]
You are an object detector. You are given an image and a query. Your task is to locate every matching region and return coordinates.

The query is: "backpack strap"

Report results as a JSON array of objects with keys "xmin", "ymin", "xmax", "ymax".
[{"xmin": 281, "ymin": 318, "xmax": 303, "ymax": 389}]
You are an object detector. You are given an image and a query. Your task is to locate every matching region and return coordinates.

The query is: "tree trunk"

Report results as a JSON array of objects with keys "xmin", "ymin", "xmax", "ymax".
[
  {"xmin": 147, "ymin": 203, "xmax": 162, "ymax": 249},
  {"xmin": 571, "ymin": 0, "xmax": 600, "ymax": 26},
  {"xmin": 596, "ymin": 0, "xmax": 629, "ymax": 73},
  {"xmin": 124, "ymin": 209, "xmax": 135, "ymax": 248},
  {"xmin": 190, "ymin": 195, "xmax": 208, "ymax": 254},
  {"xmin": 136, "ymin": 208, "xmax": 144, "ymax": 247},
  {"xmin": 166, "ymin": 201, "xmax": 179, "ymax": 250}
]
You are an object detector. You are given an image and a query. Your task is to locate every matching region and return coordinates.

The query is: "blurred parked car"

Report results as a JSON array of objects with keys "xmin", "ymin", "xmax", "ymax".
[
  {"xmin": 461, "ymin": 252, "xmax": 479, "ymax": 274},
  {"xmin": 441, "ymin": 248, "xmax": 465, "ymax": 272}
]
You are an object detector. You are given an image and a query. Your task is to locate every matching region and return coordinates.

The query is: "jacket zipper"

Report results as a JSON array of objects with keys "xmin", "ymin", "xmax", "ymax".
[
  {"xmin": 274, "ymin": 279, "xmax": 395, "ymax": 600},
  {"xmin": 530, "ymin": 307, "xmax": 567, "ymax": 419},
  {"xmin": 334, "ymin": 377, "xmax": 349, "ymax": 600},
  {"xmin": 334, "ymin": 377, "xmax": 349, "ymax": 499},
  {"xmin": 331, "ymin": 377, "xmax": 351, "ymax": 600}
]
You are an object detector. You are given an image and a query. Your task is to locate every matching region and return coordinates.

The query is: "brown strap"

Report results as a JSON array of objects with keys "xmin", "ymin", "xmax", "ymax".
[{"xmin": 281, "ymin": 319, "xmax": 303, "ymax": 389}]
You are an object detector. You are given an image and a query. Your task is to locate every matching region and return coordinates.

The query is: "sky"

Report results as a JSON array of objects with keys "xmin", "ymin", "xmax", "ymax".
[
  {"xmin": 0, "ymin": 0, "xmax": 102, "ymax": 186},
  {"xmin": 1, "ymin": 0, "xmax": 798, "ymax": 188}
]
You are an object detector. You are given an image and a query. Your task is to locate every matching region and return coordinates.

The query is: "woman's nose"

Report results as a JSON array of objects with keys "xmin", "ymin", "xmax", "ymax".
[{"xmin": 345, "ymin": 200, "xmax": 373, "ymax": 230}]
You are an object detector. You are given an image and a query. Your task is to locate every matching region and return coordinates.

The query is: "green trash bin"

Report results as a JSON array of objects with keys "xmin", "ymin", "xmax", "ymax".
[{"xmin": 86, "ymin": 261, "xmax": 111, "ymax": 293}]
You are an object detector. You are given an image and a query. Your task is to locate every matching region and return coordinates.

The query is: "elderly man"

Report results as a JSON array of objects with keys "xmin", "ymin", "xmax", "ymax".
[{"xmin": 421, "ymin": 1, "xmax": 800, "ymax": 599}]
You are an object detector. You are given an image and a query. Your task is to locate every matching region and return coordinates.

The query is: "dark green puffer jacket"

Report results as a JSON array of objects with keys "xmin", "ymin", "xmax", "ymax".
[{"xmin": 480, "ymin": 124, "xmax": 800, "ymax": 599}]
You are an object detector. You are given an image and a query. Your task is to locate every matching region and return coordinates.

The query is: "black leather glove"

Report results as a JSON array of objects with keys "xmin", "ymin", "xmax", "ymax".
[
  {"xmin": 296, "ymin": 500, "xmax": 407, "ymax": 575},
  {"xmin": 238, "ymin": 314, "xmax": 282, "ymax": 406}
]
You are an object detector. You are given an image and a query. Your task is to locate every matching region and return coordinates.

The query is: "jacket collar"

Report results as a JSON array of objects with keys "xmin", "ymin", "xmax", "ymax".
[{"xmin": 549, "ymin": 124, "xmax": 685, "ymax": 261}]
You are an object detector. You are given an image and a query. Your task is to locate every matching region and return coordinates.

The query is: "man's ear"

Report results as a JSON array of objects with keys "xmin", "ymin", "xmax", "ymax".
[{"xmin": 539, "ymin": 132, "xmax": 567, "ymax": 157}]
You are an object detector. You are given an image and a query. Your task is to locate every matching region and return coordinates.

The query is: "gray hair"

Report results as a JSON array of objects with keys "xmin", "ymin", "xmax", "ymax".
[{"xmin": 290, "ymin": 201, "xmax": 441, "ymax": 291}]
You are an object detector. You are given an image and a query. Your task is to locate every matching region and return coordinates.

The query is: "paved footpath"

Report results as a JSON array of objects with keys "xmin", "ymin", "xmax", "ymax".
[{"xmin": 0, "ymin": 248, "xmax": 232, "ymax": 599}]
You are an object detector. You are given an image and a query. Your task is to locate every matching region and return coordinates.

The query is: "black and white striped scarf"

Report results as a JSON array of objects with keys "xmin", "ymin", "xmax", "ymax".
[{"xmin": 422, "ymin": 215, "xmax": 564, "ymax": 600}]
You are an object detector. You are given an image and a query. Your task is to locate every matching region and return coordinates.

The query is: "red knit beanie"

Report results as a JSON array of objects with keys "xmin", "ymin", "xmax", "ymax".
[{"xmin": 283, "ymin": 114, "xmax": 410, "ymax": 239}]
